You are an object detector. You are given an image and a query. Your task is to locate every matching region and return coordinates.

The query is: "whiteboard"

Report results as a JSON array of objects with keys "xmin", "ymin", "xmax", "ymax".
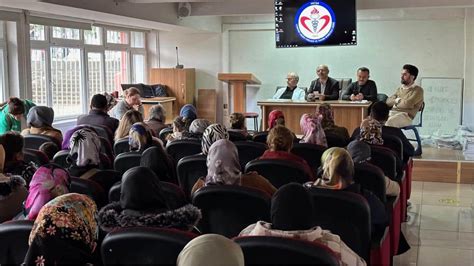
[{"xmin": 419, "ymin": 78, "xmax": 463, "ymax": 136}]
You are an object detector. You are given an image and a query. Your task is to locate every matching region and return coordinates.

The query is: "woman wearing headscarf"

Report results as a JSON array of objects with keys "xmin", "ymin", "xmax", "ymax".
[
  {"xmin": 359, "ymin": 117, "xmax": 384, "ymax": 145},
  {"xmin": 228, "ymin": 113, "xmax": 249, "ymax": 137},
  {"xmin": 0, "ymin": 174, "xmax": 27, "ymax": 223},
  {"xmin": 115, "ymin": 109, "xmax": 144, "ymax": 141},
  {"xmin": 24, "ymin": 193, "xmax": 99, "ymax": 265},
  {"xmin": 128, "ymin": 122, "xmax": 162, "ymax": 152},
  {"xmin": 103, "ymin": 92, "xmax": 118, "ymax": 112},
  {"xmin": 140, "ymin": 146, "xmax": 177, "ymax": 184},
  {"xmin": 268, "ymin": 110, "xmax": 285, "ymax": 129},
  {"xmin": 299, "ymin": 113, "xmax": 327, "ymax": 147},
  {"xmin": 259, "ymin": 126, "xmax": 314, "ymax": 180},
  {"xmin": 98, "ymin": 166, "xmax": 201, "ymax": 232},
  {"xmin": 67, "ymin": 128, "xmax": 101, "ymax": 179},
  {"xmin": 166, "ymin": 116, "xmax": 193, "ymax": 143},
  {"xmin": 145, "ymin": 104, "xmax": 167, "ymax": 137},
  {"xmin": 347, "ymin": 140, "xmax": 400, "ymax": 197},
  {"xmin": 21, "ymin": 106, "xmax": 63, "ymax": 146},
  {"xmin": 177, "ymin": 234, "xmax": 244, "ymax": 266},
  {"xmin": 317, "ymin": 103, "xmax": 350, "ymax": 143},
  {"xmin": 179, "ymin": 104, "xmax": 198, "ymax": 129},
  {"xmin": 201, "ymin": 123, "xmax": 229, "ymax": 155},
  {"xmin": 191, "ymin": 139, "xmax": 276, "ymax": 196},
  {"xmin": 189, "ymin": 119, "xmax": 211, "ymax": 137},
  {"xmin": 239, "ymin": 183, "xmax": 366, "ymax": 266}
]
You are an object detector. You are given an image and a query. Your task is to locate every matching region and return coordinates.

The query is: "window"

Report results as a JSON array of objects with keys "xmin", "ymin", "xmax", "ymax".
[
  {"xmin": 30, "ymin": 24, "xmax": 45, "ymax": 41},
  {"xmin": 132, "ymin": 54, "xmax": 145, "ymax": 83},
  {"xmin": 84, "ymin": 26, "xmax": 101, "ymax": 45},
  {"xmin": 87, "ymin": 52, "xmax": 104, "ymax": 96},
  {"xmin": 131, "ymin": 31, "xmax": 145, "ymax": 48},
  {"xmin": 107, "ymin": 30, "xmax": 128, "ymax": 44},
  {"xmin": 105, "ymin": 50, "xmax": 128, "ymax": 92},
  {"xmin": 52, "ymin": 26, "xmax": 80, "ymax": 40},
  {"xmin": 0, "ymin": 21, "xmax": 6, "ymax": 100},
  {"xmin": 30, "ymin": 49, "xmax": 48, "ymax": 106}
]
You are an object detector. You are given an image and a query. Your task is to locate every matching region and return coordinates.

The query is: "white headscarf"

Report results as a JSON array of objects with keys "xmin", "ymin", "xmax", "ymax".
[
  {"xmin": 68, "ymin": 128, "xmax": 101, "ymax": 167},
  {"xmin": 204, "ymin": 139, "xmax": 241, "ymax": 186}
]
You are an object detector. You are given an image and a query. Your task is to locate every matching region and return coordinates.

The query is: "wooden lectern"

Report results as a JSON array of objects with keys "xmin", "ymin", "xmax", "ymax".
[{"xmin": 218, "ymin": 73, "xmax": 261, "ymax": 113}]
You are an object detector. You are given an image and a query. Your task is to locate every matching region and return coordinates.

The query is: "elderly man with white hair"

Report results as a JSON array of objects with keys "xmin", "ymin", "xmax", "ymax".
[
  {"xmin": 272, "ymin": 72, "xmax": 306, "ymax": 100},
  {"xmin": 307, "ymin": 64, "xmax": 340, "ymax": 101}
]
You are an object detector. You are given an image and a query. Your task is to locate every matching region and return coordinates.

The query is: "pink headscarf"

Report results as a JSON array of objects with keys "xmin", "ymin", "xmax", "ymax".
[
  {"xmin": 268, "ymin": 110, "xmax": 285, "ymax": 129},
  {"xmin": 299, "ymin": 113, "xmax": 328, "ymax": 147}
]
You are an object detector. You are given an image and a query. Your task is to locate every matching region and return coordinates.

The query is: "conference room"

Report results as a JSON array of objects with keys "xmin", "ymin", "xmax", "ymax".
[{"xmin": 0, "ymin": 0, "xmax": 473, "ymax": 265}]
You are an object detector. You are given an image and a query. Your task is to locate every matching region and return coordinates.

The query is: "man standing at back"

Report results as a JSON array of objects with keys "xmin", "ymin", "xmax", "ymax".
[
  {"xmin": 386, "ymin": 64, "xmax": 424, "ymax": 128},
  {"xmin": 77, "ymin": 94, "xmax": 119, "ymax": 134},
  {"xmin": 306, "ymin": 65, "xmax": 340, "ymax": 101},
  {"xmin": 342, "ymin": 67, "xmax": 378, "ymax": 101}
]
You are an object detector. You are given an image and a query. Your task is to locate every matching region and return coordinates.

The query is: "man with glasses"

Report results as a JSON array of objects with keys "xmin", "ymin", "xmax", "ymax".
[
  {"xmin": 306, "ymin": 65, "xmax": 340, "ymax": 101},
  {"xmin": 273, "ymin": 72, "xmax": 306, "ymax": 100}
]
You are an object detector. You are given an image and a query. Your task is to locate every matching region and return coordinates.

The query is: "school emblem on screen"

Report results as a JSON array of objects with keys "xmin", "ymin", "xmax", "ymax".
[{"xmin": 294, "ymin": 1, "xmax": 336, "ymax": 43}]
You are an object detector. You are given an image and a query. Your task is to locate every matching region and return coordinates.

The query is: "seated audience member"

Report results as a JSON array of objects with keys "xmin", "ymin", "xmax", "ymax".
[
  {"xmin": 2, "ymin": 132, "xmax": 37, "ymax": 185},
  {"xmin": 347, "ymin": 140, "xmax": 400, "ymax": 197},
  {"xmin": 77, "ymin": 94, "xmax": 119, "ymax": 135},
  {"xmin": 179, "ymin": 104, "xmax": 198, "ymax": 130},
  {"xmin": 67, "ymin": 128, "xmax": 101, "ymax": 179},
  {"xmin": 21, "ymin": 106, "xmax": 63, "ymax": 146},
  {"xmin": 351, "ymin": 101, "xmax": 415, "ymax": 160},
  {"xmin": 166, "ymin": 116, "xmax": 193, "ymax": 142},
  {"xmin": 140, "ymin": 146, "xmax": 177, "ymax": 184},
  {"xmin": 24, "ymin": 165, "xmax": 70, "ymax": 220},
  {"xmin": 317, "ymin": 103, "xmax": 350, "ymax": 143},
  {"xmin": 103, "ymin": 92, "xmax": 118, "ymax": 111},
  {"xmin": 109, "ymin": 87, "xmax": 144, "ymax": 120},
  {"xmin": 189, "ymin": 119, "xmax": 211, "ymax": 138},
  {"xmin": 24, "ymin": 193, "xmax": 99, "ymax": 265},
  {"xmin": 177, "ymin": 234, "xmax": 244, "ymax": 266},
  {"xmin": 273, "ymin": 72, "xmax": 306, "ymax": 100},
  {"xmin": 201, "ymin": 123, "xmax": 229, "ymax": 155},
  {"xmin": 259, "ymin": 126, "xmax": 314, "ymax": 180},
  {"xmin": 0, "ymin": 174, "xmax": 27, "ymax": 223},
  {"xmin": 359, "ymin": 117, "xmax": 384, "ymax": 145},
  {"xmin": 98, "ymin": 166, "xmax": 201, "ymax": 232},
  {"xmin": 0, "ymin": 97, "xmax": 36, "ymax": 134},
  {"xmin": 145, "ymin": 104, "xmax": 168, "ymax": 137},
  {"xmin": 39, "ymin": 142, "xmax": 59, "ymax": 162},
  {"xmin": 114, "ymin": 109, "xmax": 143, "ymax": 141},
  {"xmin": 299, "ymin": 113, "xmax": 327, "ymax": 147},
  {"xmin": 386, "ymin": 64, "xmax": 424, "ymax": 128},
  {"xmin": 306, "ymin": 147, "xmax": 388, "ymax": 234},
  {"xmin": 191, "ymin": 139, "xmax": 276, "ymax": 196},
  {"xmin": 61, "ymin": 125, "xmax": 93, "ymax": 150},
  {"xmin": 307, "ymin": 65, "xmax": 340, "ymax": 101},
  {"xmin": 268, "ymin": 110, "xmax": 285, "ymax": 129},
  {"xmin": 240, "ymin": 183, "xmax": 366, "ymax": 266},
  {"xmin": 228, "ymin": 113, "xmax": 249, "ymax": 137},
  {"xmin": 341, "ymin": 67, "xmax": 378, "ymax": 101},
  {"xmin": 128, "ymin": 122, "xmax": 162, "ymax": 152}
]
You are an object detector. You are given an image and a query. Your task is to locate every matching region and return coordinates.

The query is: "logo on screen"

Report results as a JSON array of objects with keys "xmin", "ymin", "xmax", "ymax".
[{"xmin": 294, "ymin": 1, "xmax": 336, "ymax": 43}]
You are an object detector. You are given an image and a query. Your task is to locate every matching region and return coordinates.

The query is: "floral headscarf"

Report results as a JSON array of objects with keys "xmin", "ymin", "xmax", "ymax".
[
  {"xmin": 359, "ymin": 117, "xmax": 384, "ymax": 145},
  {"xmin": 317, "ymin": 104, "xmax": 335, "ymax": 129},
  {"xmin": 201, "ymin": 124, "xmax": 229, "ymax": 155},
  {"xmin": 299, "ymin": 113, "xmax": 327, "ymax": 147},
  {"xmin": 189, "ymin": 119, "xmax": 211, "ymax": 135},
  {"xmin": 68, "ymin": 128, "xmax": 101, "ymax": 167},
  {"xmin": 268, "ymin": 110, "xmax": 285, "ymax": 129},
  {"xmin": 205, "ymin": 139, "xmax": 242, "ymax": 186},
  {"xmin": 26, "ymin": 193, "xmax": 98, "ymax": 265}
]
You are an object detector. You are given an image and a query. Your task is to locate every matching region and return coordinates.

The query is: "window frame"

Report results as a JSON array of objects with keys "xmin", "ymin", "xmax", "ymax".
[{"xmin": 0, "ymin": 21, "xmax": 8, "ymax": 101}]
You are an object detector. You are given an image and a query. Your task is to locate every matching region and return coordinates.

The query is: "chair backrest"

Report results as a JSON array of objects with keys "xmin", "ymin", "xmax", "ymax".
[
  {"xmin": 70, "ymin": 177, "xmax": 106, "ymax": 208},
  {"xmin": 325, "ymin": 132, "xmax": 347, "ymax": 148},
  {"xmin": 88, "ymin": 169, "xmax": 121, "ymax": 194},
  {"xmin": 234, "ymin": 236, "xmax": 339, "ymax": 266},
  {"xmin": 113, "ymin": 151, "xmax": 142, "ymax": 175},
  {"xmin": 192, "ymin": 185, "xmax": 271, "ymax": 237},
  {"xmin": 245, "ymin": 159, "xmax": 311, "ymax": 188},
  {"xmin": 369, "ymin": 146, "xmax": 397, "ymax": 180},
  {"xmin": 291, "ymin": 143, "xmax": 326, "ymax": 173},
  {"xmin": 382, "ymin": 135, "xmax": 403, "ymax": 162},
  {"xmin": 23, "ymin": 148, "xmax": 49, "ymax": 166},
  {"xmin": 376, "ymin": 93, "xmax": 388, "ymax": 102},
  {"xmin": 99, "ymin": 136, "xmax": 114, "ymax": 158},
  {"xmin": 24, "ymin": 135, "xmax": 58, "ymax": 150},
  {"xmin": 335, "ymin": 78, "xmax": 352, "ymax": 94},
  {"xmin": 165, "ymin": 139, "xmax": 202, "ymax": 165},
  {"xmin": 354, "ymin": 163, "xmax": 387, "ymax": 203},
  {"xmin": 0, "ymin": 220, "xmax": 34, "ymax": 265},
  {"xmin": 234, "ymin": 141, "xmax": 267, "ymax": 170},
  {"xmin": 113, "ymin": 138, "xmax": 130, "ymax": 156},
  {"xmin": 101, "ymin": 227, "xmax": 197, "ymax": 265},
  {"xmin": 176, "ymin": 154, "xmax": 207, "ymax": 198},
  {"xmin": 159, "ymin": 127, "xmax": 173, "ymax": 143},
  {"xmin": 411, "ymin": 101, "xmax": 425, "ymax": 127},
  {"xmin": 228, "ymin": 130, "xmax": 248, "ymax": 142},
  {"xmin": 308, "ymin": 187, "xmax": 371, "ymax": 262},
  {"xmin": 52, "ymin": 150, "xmax": 70, "ymax": 168},
  {"xmin": 252, "ymin": 131, "xmax": 268, "ymax": 143}
]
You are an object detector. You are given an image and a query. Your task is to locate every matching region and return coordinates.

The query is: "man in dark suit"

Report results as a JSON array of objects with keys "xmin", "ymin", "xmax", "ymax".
[
  {"xmin": 77, "ymin": 94, "xmax": 119, "ymax": 135},
  {"xmin": 307, "ymin": 65, "xmax": 340, "ymax": 101}
]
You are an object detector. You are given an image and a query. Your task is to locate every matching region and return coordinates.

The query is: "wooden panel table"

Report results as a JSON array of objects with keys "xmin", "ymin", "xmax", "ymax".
[
  {"xmin": 258, "ymin": 100, "xmax": 371, "ymax": 134},
  {"xmin": 142, "ymin": 97, "xmax": 176, "ymax": 124}
]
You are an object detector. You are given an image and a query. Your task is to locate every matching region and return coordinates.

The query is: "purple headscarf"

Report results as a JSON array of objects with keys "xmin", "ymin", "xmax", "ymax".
[
  {"xmin": 204, "ymin": 139, "xmax": 241, "ymax": 186},
  {"xmin": 299, "ymin": 113, "xmax": 327, "ymax": 147}
]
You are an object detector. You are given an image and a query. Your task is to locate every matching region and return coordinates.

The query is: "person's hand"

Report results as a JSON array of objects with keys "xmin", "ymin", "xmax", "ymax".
[
  {"xmin": 356, "ymin": 93, "xmax": 364, "ymax": 101},
  {"xmin": 350, "ymin": 94, "xmax": 357, "ymax": 101},
  {"xmin": 307, "ymin": 93, "xmax": 316, "ymax": 101},
  {"xmin": 319, "ymin": 94, "xmax": 326, "ymax": 101}
]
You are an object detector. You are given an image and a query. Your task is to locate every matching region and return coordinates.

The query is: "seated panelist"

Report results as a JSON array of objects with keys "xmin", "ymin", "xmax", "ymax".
[
  {"xmin": 306, "ymin": 65, "xmax": 340, "ymax": 101},
  {"xmin": 272, "ymin": 72, "xmax": 306, "ymax": 100},
  {"xmin": 342, "ymin": 67, "xmax": 378, "ymax": 101}
]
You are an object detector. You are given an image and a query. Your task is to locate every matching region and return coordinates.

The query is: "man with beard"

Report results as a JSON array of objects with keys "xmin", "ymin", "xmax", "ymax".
[{"xmin": 385, "ymin": 64, "xmax": 424, "ymax": 128}]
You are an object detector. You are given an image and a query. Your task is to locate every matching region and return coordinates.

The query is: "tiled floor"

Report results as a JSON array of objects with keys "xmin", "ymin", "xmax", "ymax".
[{"xmin": 394, "ymin": 181, "xmax": 474, "ymax": 266}]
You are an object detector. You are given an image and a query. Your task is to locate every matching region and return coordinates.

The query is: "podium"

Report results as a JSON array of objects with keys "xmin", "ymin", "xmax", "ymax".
[{"xmin": 218, "ymin": 73, "xmax": 261, "ymax": 113}]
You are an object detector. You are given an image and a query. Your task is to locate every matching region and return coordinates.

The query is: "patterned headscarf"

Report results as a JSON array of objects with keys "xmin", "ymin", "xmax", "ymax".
[
  {"xmin": 180, "ymin": 104, "xmax": 198, "ymax": 122},
  {"xmin": 299, "ymin": 113, "xmax": 327, "ymax": 147},
  {"xmin": 68, "ymin": 128, "xmax": 101, "ymax": 167},
  {"xmin": 201, "ymin": 124, "xmax": 229, "ymax": 155},
  {"xmin": 317, "ymin": 103, "xmax": 335, "ymax": 129},
  {"xmin": 205, "ymin": 139, "xmax": 241, "ymax": 186},
  {"xmin": 268, "ymin": 110, "xmax": 285, "ymax": 129},
  {"xmin": 128, "ymin": 122, "xmax": 154, "ymax": 152},
  {"xmin": 103, "ymin": 92, "xmax": 118, "ymax": 111},
  {"xmin": 359, "ymin": 117, "xmax": 384, "ymax": 145},
  {"xmin": 189, "ymin": 119, "xmax": 211, "ymax": 134},
  {"xmin": 26, "ymin": 193, "xmax": 98, "ymax": 265},
  {"xmin": 27, "ymin": 106, "xmax": 54, "ymax": 128}
]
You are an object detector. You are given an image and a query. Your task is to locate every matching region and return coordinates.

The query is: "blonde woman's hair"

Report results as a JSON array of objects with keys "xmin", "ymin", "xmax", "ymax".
[
  {"xmin": 124, "ymin": 87, "xmax": 141, "ymax": 97},
  {"xmin": 321, "ymin": 147, "xmax": 354, "ymax": 186},
  {"xmin": 115, "ymin": 110, "xmax": 143, "ymax": 141},
  {"xmin": 267, "ymin": 126, "xmax": 294, "ymax": 152},
  {"xmin": 229, "ymin": 113, "xmax": 245, "ymax": 129}
]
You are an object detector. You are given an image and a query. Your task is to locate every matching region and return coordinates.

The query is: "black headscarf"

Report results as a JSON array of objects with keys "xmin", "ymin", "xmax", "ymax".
[
  {"xmin": 140, "ymin": 146, "xmax": 177, "ymax": 184},
  {"xmin": 120, "ymin": 166, "xmax": 169, "ymax": 212},
  {"xmin": 271, "ymin": 183, "xmax": 314, "ymax": 231}
]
